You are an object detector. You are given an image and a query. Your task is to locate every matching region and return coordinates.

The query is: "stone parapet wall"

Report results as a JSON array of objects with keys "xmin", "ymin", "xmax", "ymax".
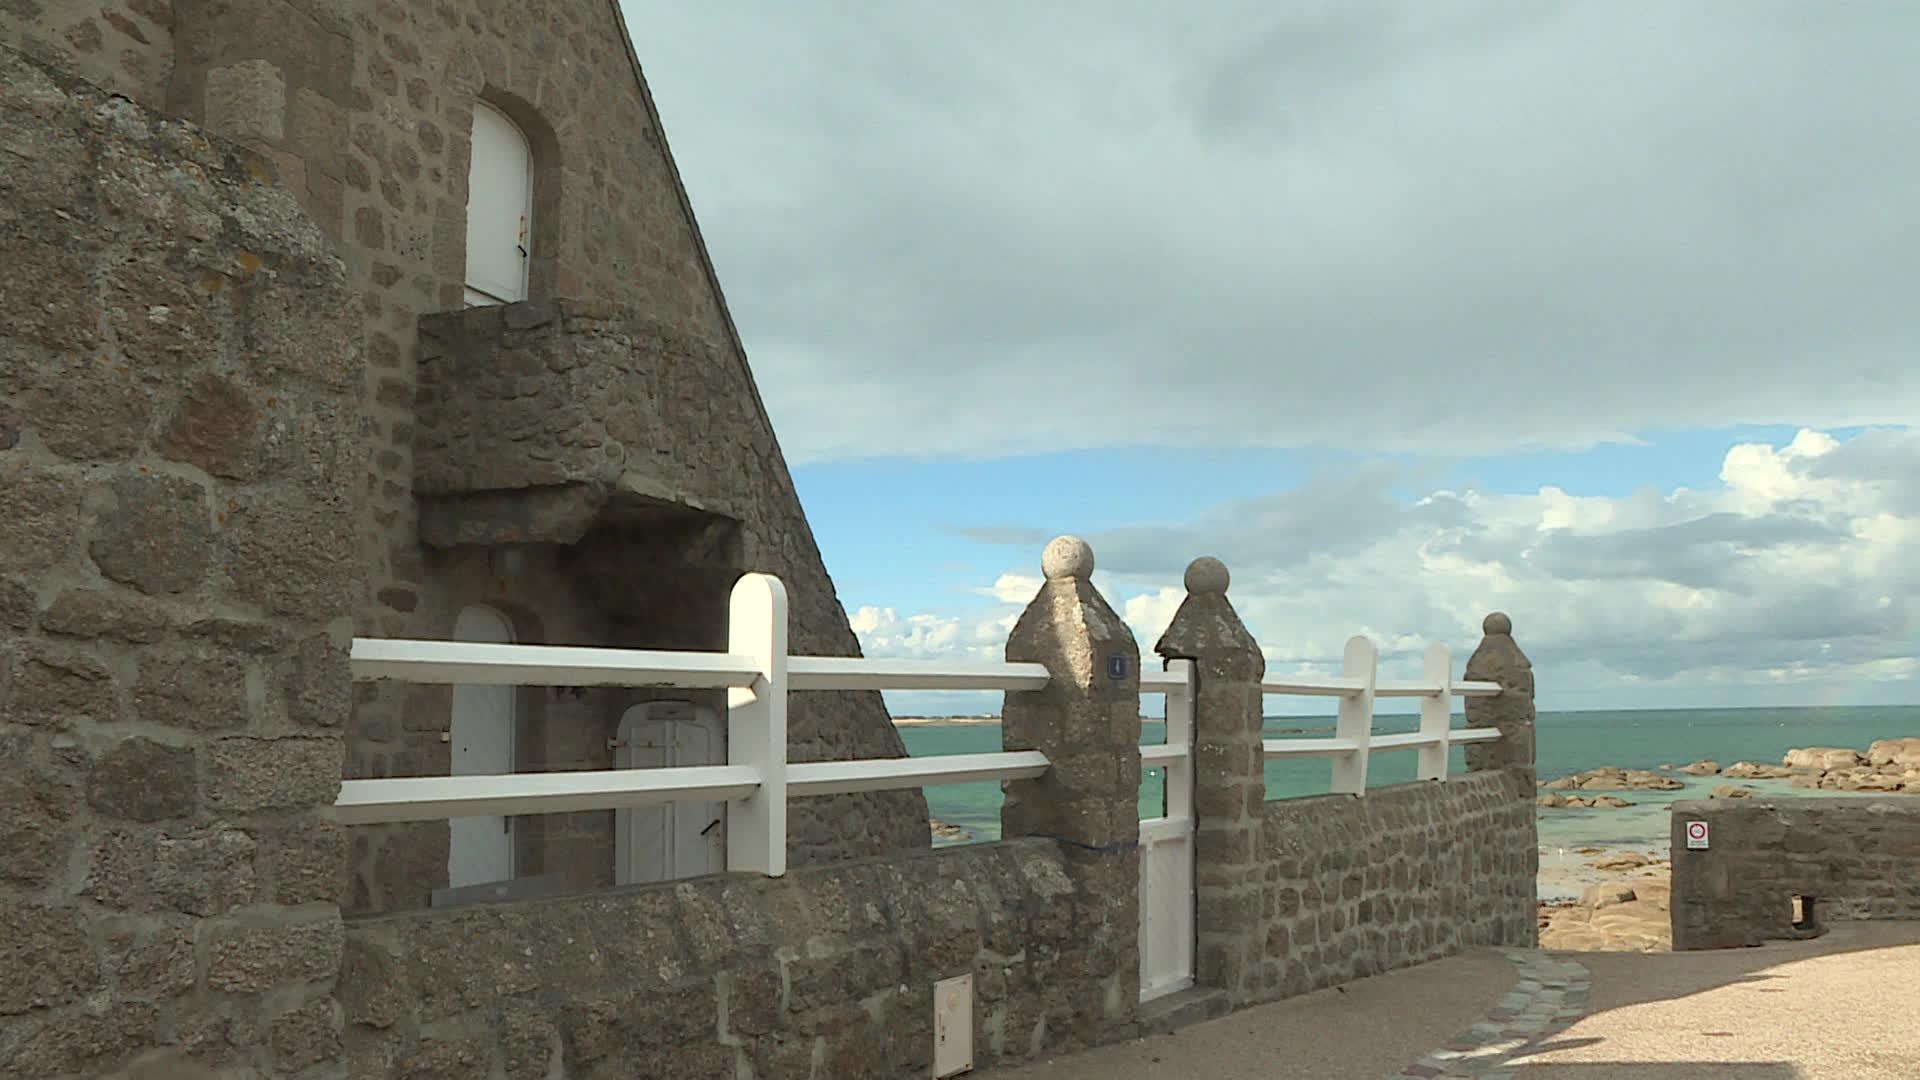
[
  {"xmin": 0, "ymin": 46, "xmax": 365, "ymax": 1077},
  {"xmin": 1245, "ymin": 769, "xmax": 1540, "ymax": 1001},
  {"xmin": 340, "ymin": 839, "xmax": 1118, "ymax": 1079},
  {"xmin": 1670, "ymin": 797, "xmax": 1920, "ymax": 950}
]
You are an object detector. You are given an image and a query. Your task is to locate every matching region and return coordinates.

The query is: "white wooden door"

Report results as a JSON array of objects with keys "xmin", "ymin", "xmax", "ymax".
[
  {"xmin": 1139, "ymin": 660, "xmax": 1196, "ymax": 1002},
  {"xmin": 448, "ymin": 606, "xmax": 515, "ymax": 889},
  {"xmin": 615, "ymin": 702, "xmax": 725, "ymax": 885},
  {"xmin": 464, "ymin": 102, "xmax": 532, "ymax": 307}
]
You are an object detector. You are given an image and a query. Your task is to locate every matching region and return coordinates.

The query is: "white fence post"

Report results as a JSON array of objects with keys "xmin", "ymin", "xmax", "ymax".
[
  {"xmin": 1417, "ymin": 643, "xmax": 1453, "ymax": 781},
  {"xmin": 1330, "ymin": 635, "xmax": 1377, "ymax": 795},
  {"xmin": 1163, "ymin": 658, "xmax": 1196, "ymax": 821},
  {"xmin": 726, "ymin": 572, "xmax": 789, "ymax": 876}
]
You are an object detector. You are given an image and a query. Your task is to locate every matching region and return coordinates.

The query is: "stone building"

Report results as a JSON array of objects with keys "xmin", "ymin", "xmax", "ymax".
[{"xmin": 2, "ymin": 1, "xmax": 929, "ymax": 917}]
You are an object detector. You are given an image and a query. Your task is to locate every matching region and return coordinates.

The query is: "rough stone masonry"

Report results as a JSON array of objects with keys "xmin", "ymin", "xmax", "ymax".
[
  {"xmin": 0, "ymin": 47, "xmax": 365, "ymax": 1078},
  {"xmin": 1670, "ymin": 796, "xmax": 1920, "ymax": 950},
  {"xmin": 3, "ymin": 0, "xmax": 929, "ymax": 919}
]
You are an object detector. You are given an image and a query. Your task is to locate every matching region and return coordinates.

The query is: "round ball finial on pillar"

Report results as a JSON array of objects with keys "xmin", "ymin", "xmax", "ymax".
[
  {"xmin": 1184, "ymin": 556, "xmax": 1230, "ymax": 596},
  {"xmin": 1483, "ymin": 612, "xmax": 1513, "ymax": 636},
  {"xmin": 1041, "ymin": 535, "xmax": 1095, "ymax": 582}
]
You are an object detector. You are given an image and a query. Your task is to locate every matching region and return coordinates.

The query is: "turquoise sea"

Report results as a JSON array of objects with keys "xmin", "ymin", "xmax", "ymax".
[{"xmin": 900, "ymin": 705, "xmax": 1920, "ymax": 900}]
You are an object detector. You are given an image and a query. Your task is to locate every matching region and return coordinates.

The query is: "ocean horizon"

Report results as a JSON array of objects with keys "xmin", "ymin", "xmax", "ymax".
[{"xmin": 898, "ymin": 703, "xmax": 1920, "ymax": 901}]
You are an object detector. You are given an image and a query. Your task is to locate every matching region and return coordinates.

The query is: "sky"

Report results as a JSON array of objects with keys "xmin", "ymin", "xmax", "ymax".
[{"xmin": 620, "ymin": 2, "xmax": 1920, "ymax": 717}]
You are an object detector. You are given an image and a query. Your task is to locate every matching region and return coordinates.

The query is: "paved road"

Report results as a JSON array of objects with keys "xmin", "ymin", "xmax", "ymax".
[{"xmin": 982, "ymin": 922, "xmax": 1920, "ymax": 1080}]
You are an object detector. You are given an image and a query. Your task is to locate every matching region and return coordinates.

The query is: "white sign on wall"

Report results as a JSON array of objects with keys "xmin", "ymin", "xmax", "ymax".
[{"xmin": 1685, "ymin": 820, "xmax": 1710, "ymax": 850}]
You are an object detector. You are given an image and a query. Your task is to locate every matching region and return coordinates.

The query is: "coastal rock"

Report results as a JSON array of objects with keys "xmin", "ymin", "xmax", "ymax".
[
  {"xmin": 1592, "ymin": 853, "xmax": 1657, "ymax": 872},
  {"xmin": 1539, "ymin": 793, "xmax": 1634, "ymax": 809},
  {"xmin": 1711, "ymin": 785, "xmax": 1755, "ymax": 799},
  {"xmin": 1543, "ymin": 767, "xmax": 1683, "ymax": 792},
  {"xmin": 1540, "ymin": 882, "xmax": 1671, "ymax": 952},
  {"xmin": 1867, "ymin": 738, "xmax": 1920, "ymax": 769},
  {"xmin": 1817, "ymin": 769, "xmax": 1906, "ymax": 793},
  {"xmin": 1581, "ymin": 883, "xmax": 1637, "ymax": 909},
  {"xmin": 928, "ymin": 819, "xmax": 973, "ymax": 843},
  {"xmin": 1782, "ymin": 747, "xmax": 1862, "ymax": 771},
  {"xmin": 1679, "ymin": 760, "xmax": 1720, "ymax": 776},
  {"xmin": 1721, "ymin": 761, "xmax": 1795, "ymax": 780}
]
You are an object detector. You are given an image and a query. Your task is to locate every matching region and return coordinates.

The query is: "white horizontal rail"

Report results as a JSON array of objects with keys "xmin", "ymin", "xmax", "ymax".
[
  {"xmin": 1263, "ymin": 677, "xmax": 1502, "ymax": 699},
  {"xmin": 1369, "ymin": 732, "xmax": 1444, "ymax": 751},
  {"xmin": 1139, "ymin": 743, "xmax": 1187, "ymax": 764},
  {"xmin": 351, "ymin": 638, "xmax": 761, "ymax": 690},
  {"xmin": 1138, "ymin": 669, "xmax": 1189, "ymax": 693},
  {"xmin": 787, "ymin": 751, "xmax": 1049, "ymax": 797},
  {"xmin": 1262, "ymin": 676, "xmax": 1367, "ymax": 697},
  {"xmin": 327, "ymin": 764, "xmax": 764, "ymax": 825},
  {"xmin": 1265, "ymin": 737, "xmax": 1365, "ymax": 757},
  {"xmin": 787, "ymin": 656, "xmax": 1049, "ymax": 692},
  {"xmin": 1264, "ymin": 727, "xmax": 1503, "ymax": 759}
]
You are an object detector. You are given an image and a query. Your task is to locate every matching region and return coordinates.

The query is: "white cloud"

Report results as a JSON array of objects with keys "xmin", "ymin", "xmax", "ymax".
[
  {"xmin": 971, "ymin": 573, "xmax": 1043, "ymax": 604},
  {"xmin": 849, "ymin": 429, "xmax": 1917, "ymax": 713},
  {"xmin": 628, "ymin": 3, "xmax": 1920, "ymax": 465}
]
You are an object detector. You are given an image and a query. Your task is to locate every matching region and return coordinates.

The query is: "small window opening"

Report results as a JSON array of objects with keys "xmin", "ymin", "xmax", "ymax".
[
  {"xmin": 1790, "ymin": 894, "xmax": 1817, "ymax": 931},
  {"xmin": 464, "ymin": 101, "xmax": 533, "ymax": 307}
]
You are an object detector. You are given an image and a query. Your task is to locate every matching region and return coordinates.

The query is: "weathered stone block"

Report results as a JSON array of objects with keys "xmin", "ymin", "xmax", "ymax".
[
  {"xmin": 88, "ymin": 737, "xmax": 197, "ymax": 821},
  {"xmin": 207, "ymin": 916, "xmax": 344, "ymax": 993},
  {"xmin": 89, "ymin": 473, "xmax": 213, "ymax": 596},
  {"xmin": 204, "ymin": 736, "xmax": 341, "ymax": 813},
  {"xmin": 269, "ymin": 997, "xmax": 341, "ymax": 1073},
  {"xmin": 0, "ymin": 468, "xmax": 81, "ymax": 573},
  {"xmin": 88, "ymin": 826, "xmax": 258, "ymax": 915},
  {"xmin": 0, "ymin": 1002, "xmax": 158, "ymax": 1079},
  {"xmin": 221, "ymin": 493, "xmax": 358, "ymax": 618},
  {"xmin": 279, "ymin": 632, "xmax": 351, "ymax": 728},
  {"xmin": 132, "ymin": 649, "xmax": 249, "ymax": 731},
  {"xmin": 41, "ymin": 588, "xmax": 171, "ymax": 642},
  {"xmin": 203, "ymin": 59, "xmax": 286, "ymax": 142},
  {"xmin": 0, "ymin": 905, "xmax": 101, "ymax": 1015},
  {"xmin": 158, "ymin": 372, "xmax": 262, "ymax": 480},
  {"xmin": 5, "ymin": 648, "xmax": 117, "ymax": 726},
  {"xmin": 104, "ymin": 922, "xmax": 197, "ymax": 1001}
]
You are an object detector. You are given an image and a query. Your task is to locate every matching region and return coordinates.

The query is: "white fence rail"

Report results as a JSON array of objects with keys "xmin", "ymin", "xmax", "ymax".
[
  {"xmin": 331, "ymin": 573, "xmax": 1505, "ymax": 876},
  {"xmin": 1258, "ymin": 636, "xmax": 1501, "ymax": 794}
]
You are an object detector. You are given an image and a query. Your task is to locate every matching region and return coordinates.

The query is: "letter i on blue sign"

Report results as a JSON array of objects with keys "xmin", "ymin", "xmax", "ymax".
[{"xmin": 1107, "ymin": 654, "xmax": 1128, "ymax": 680}]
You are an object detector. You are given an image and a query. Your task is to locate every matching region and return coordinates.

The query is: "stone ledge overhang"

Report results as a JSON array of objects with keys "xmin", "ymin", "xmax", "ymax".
[{"xmin": 413, "ymin": 300, "xmax": 753, "ymax": 547}]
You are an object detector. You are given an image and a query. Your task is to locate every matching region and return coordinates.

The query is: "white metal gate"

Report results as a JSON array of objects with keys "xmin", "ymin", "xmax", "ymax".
[{"xmin": 1137, "ymin": 659, "xmax": 1195, "ymax": 1002}]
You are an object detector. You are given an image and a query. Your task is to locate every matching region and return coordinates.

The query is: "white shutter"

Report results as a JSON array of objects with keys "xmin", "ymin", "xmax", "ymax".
[{"xmin": 464, "ymin": 103, "xmax": 532, "ymax": 306}]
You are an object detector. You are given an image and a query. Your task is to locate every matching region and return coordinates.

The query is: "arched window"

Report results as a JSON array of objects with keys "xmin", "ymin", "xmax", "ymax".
[{"xmin": 464, "ymin": 102, "xmax": 533, "ymax": 307}]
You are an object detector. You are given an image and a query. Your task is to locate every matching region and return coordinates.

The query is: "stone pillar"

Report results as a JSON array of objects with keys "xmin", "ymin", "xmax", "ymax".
[
  {"xmin": 0, "ymin": 54, "xmax": 363, "ymax": 1079},
  {"xmin": 1001, "ymin": 536, "xmax": 1142, "ymax": 1039},
  {"xmin": 1464, "ymin": 613, "xmax": 1535, "ymax": 772},
  {"xmin": 1153, "ymin": 557, "xmax": 1265, "ymax": 1004}
]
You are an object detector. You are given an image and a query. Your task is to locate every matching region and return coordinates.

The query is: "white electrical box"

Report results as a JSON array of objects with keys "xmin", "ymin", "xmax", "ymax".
[{"xmin": 932, "ymin": 973, "xmax": 974, "ymax": 1077}]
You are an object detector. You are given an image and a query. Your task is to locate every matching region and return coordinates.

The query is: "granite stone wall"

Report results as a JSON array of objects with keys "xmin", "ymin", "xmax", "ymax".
[
  {"xmin": 1248, "ymin": 770, "xmax": 1539, "ymax": 1000},
  {"xmin": 1670, "ymin": 797, "xmax": 1920, "ymax": 950},
  {"xmin": 339, "ymin": 839, "xmax": 1118, "ymax": 1079},
  {"xmin": 2, "ymin": 0, "xmax": 932, "ymax": 914},
  {"xmin": 0, "ymin": 47, "xmax": 364, "ymax": 1077}
]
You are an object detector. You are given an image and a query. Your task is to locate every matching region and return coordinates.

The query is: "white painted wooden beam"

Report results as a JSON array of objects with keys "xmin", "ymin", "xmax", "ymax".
[
  {"xmin": 350, "ymin": 638, "xmax": 760, "ymax": 689},
  {"xmin": 787, "ymin": 751, "xmax": 1049, "ymax": 797},
  {"xmin": 1262, "ymin": 737, "xmax": 1366, "ymax": 758},
  {"xmin": 328, "ymin": 765, "xmax": 762, "ymax": 825},
  {"xmin": 787, "ymin": 657, "xmax": 1050, "ymax": 693}
]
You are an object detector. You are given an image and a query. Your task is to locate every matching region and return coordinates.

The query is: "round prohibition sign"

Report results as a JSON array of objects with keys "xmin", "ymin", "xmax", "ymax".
[{"xmin": 1685, "ymin": 821, "xmax": 1708, "ymax": 842}]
